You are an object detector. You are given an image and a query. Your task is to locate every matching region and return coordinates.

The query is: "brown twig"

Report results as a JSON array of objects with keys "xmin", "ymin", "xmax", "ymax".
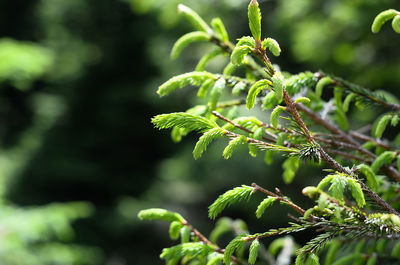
[
  {"xmin": 296, "ymin": 103, "xmax": 400, "ymax": 183},
  {"xmin": 182, "ymin": 220, "xmax": 241, "ymax": 264},
  {"xmin": 324, "ymin": 148, "xmax": 370, "ymax": 163},
  {"xmin": 212, "ymin": 111, "xmax": 276, "ymax": 143},
  {"xmin": 317, "ymin": 71, "xmax": 400, "ymax": 112},
  {"xmin": 252, "ymin": 183, "xmax": 311, "ymax": 218},
  {"xmin": 350, "ymin": 131, "xmax": 393, "ymax": 151}
]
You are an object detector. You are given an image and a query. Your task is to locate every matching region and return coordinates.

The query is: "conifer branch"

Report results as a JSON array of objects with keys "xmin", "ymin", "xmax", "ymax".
[
  {"xmin": 317, "ymin": 71, "xmax": 400, "ymax": 112},
  {"xmin": 212, "ymin": 111, "xmax": 276, "ymax": 143},
  {"xmin": 255, "ymin": 45, "xmax": 400, "ymax": 216},
  {"xmin": 242, "ymin": 36, "xmax": 400, "ymax": 215},
  {"xmin": 209, "ymin": 33, "xmax": 269, "ymax": 79},
  {"xmin": 247, "ymin": 36, "xmax": 399, "ymax": 215},
  {"xmin": 297, "ymin": 103, "xmax": 400, "ymax": 182},
  {"xmin": 251, "ymin": 183, "xmax": 317, "ymax": 219},
  {"xmin": 145, "ymin": 3, "xmax": 400, "ymax": 264}
]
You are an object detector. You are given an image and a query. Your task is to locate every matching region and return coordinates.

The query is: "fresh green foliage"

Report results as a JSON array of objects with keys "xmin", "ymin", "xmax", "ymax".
[
  {"xmin": 248, "ymin": 0, "xmax": 262, "ymax": 41},
  {"xmin": 262, "ymin": 38, "xmax": 281, "ymax": 56},
  {"xmin": 141, "ymin": 2, "xmax": 400, "ymax": 265},
  {"xmin": 282, "ymin": 156, "xmax": 301, "ymax": 184},
  {"xmin": 343, "ymin": 93, "xmax": 356, "ymax": 112},
  {"xmin": 270, "ymin": 105, "xmax": 286, "ymax": 128},
  {"xmin": 357, "ymin": 164, "xmax": 378, "ymax": 191},
  {"xmin": 248, "ymin": 238, "xmax": 260, "ymax": 264},
  {"xmin": 193, "ymin": 127, "xmax": 225, "ymax": 159},
  {"xmin": 237, "ymin": 36, "xmax": 256, "ymax": 47},
  {"xmin": 209, "ymin": 217, "xmax": 232, "ymax": 243},
  {"xmin": 295, "ymin": 96, "xmax": 311, "ymax": 104},
  {"xmin": 177, "ymin": 4, "xmax": 211, "ymax": 33},
  {"xmin": 209, "ymin": 185, "xmax": 254, "ymax": 219},
  {"xmin": 299, "ymin": 144, "xmax": 321, "ymax": 163},
  {"xmin": 223, "ymin": 135, "xmax": 247, "ymax": 159},
  {"xmin": 0, "ymin": 202, "xmax": 101, "ymax": 265},
  {"xmin": 346, "ymin": 178, "xmax": 366, "ymax": 207},
  {"xmin": 256, "ymin": 196, "xmax": 276, "ymax": 218},
  {"xmin": 371, "ymin": 9, "xmax": 399, "ymax": 33},
  {"xmin": 169, "ymin": 221, "xmax": 184, "ymax": 240},
  {"xmin": 297, "ymin": 253, "xmax": 322, "ymax": 265},
  {"xmin": 307, "ymin": 253, "xmax": 320, "ymax": 265},
  {"xmin": 317, "ymin": 173, "xmax": 366, "ymax": 206},
  {"xmin": 247, "ymin": 79, "xmax": 270, "ymax": 109},
  {"xmin": 211, "ymin": 18, "xmax": 229, "ymax": 43},
  {"xmin": 197, "ymin": 78, "xmax": 215, "ymax": 97},
  {"xmin": 196, "ymin": 49, "xmax": 223, "ymax": 71},
  {"xmin": 324, "ymin": 240, "xmax": 341, "ymax": 265},
  {"xmin": 371, "ymin": 151, "xmax": 397, "ymax": 173},
  {"xmin": 393, "ymin": 15, "xmax": 400, "ymax": 33},
  {"xmin": 224, "ymin": 236, "xmax": 245, "ymax": 265},
  {"xmin": 249, "ymin": 127, "xmax": 264, "ymax": 157},
  {"xmin": 206, "ymin": 254, "xmax": 224, "ymax": 265},
  {"xmin": 160, "ymin": 242, "xmax": 213, "ymax": 262},
  {"xmin": 180, "ymin": 226, "xmax": 191, "ymax": 243},
  {"xmin": 374, "ymin": 114, "xmax": 392, "ymax": 138},
  {"xmin": 315, "ymin": 76, "xmax": 333, "ymax": 99},
  {"xmin": 157, "ymin": 71, "xmax": 215, "ymax": 96},
  {"xmin": 272, "ymin": 71, "xmax": 284, "ymax": 101},
  {"xmin": 171, "ymin": 31, "xmax": 210, "ymax": 59},
  {"xmin": 208, "ymin": 78, "xmax": 226, "ymax": 110},
  {"xmin": 232, "ymin": 81, "xmax": 247, "ymax": 96},
  {"xmin": 392, "ymin": 241, "xmax": 400, "ymax": 259},
  {"xmin": 152, "ymin": 112, "xmax": 218, "ymax": 133},
  {"xmin": 231, "ymin": 45, "xmax": 252, "ymax": 65},
  {"xmin": 263, "ymin": 90, "xmax": 280, "ymax": 109},
  {"xmin": 138, "ymin": 208, "xmax": 185, "ymax": 223},
  {"xmin": 285, "ymin": 71, "xmax": 318, "ymax": 95}
]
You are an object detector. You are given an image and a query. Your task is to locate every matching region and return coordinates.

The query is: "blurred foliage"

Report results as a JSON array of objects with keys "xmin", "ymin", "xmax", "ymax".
[
  {"xmin": 0, "ymin": 39, "xmax": 101, "ymax": 263},
  {"xmin": 0, "ymin": 202, "xmax": 101, "ymax": 265},
  {"xmin": 0, "ymin": 39, "xmax": 53, "ymax": 90}
]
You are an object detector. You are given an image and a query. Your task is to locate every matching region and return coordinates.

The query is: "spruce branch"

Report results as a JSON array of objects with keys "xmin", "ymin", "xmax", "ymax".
[
  {"xmin": 297, "ymin": 103, "xmax": 400, "ymax": 182},
  {"xmin": 250, "ymin": 42, "xmax": 400, "ymax": 216},
  {"xmin": 251, "ymin": 183, "xmax": 317, "ymax": 219},
  {"xmin": 317, "ymin": 71, "xmax": 400, "ymax": 112},
  {"xmin": 147, "ymin": 3, "xmax": 400, "ymax": 264},
  {"xmin": 212, "ymin": 111, "xmax": 275, "ymax": 143}
]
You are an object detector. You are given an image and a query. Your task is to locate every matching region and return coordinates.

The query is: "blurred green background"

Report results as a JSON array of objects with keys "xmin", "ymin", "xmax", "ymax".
[{"xmin": 0, "ymin": 0, "xmax": 399, "ymax": 264}]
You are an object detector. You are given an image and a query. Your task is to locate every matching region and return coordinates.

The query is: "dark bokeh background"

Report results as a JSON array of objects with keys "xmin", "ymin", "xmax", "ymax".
[{"xmin": 0, "ymin": 0, "xmax": 399, "ymax": 264}]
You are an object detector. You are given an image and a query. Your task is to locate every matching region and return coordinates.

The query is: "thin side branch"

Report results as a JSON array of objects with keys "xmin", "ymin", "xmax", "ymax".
[
  {"xmin": 296, "ymin": 103, "xmax": 400, "ymax": 183},
  {"xmin": 182, "ymin": 220, "xmax": 241, "ymax": 264}
]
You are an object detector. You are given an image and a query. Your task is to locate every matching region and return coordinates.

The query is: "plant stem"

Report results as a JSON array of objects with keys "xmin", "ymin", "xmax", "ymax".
[
  {"xmin": 297, "ymin": 103, "xmax": 400, "ymax": 182},
  {"xmin": 182, "ymin": 220, "xmax": 241, "ymax": 264},
  {"xmin": 252, "ymin": 183, "xmax": 315, "ymax": 218},
  {"xmin": 251, "ymin": 45, "xmax": 400, "ymax": 216},
  {"xmin": 318, "ymin": 71, "xmax": 400, "ymax": 112},
  {"xmin": 350, "ymin": 130, "xmax": 394, "ymax": 151}
]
